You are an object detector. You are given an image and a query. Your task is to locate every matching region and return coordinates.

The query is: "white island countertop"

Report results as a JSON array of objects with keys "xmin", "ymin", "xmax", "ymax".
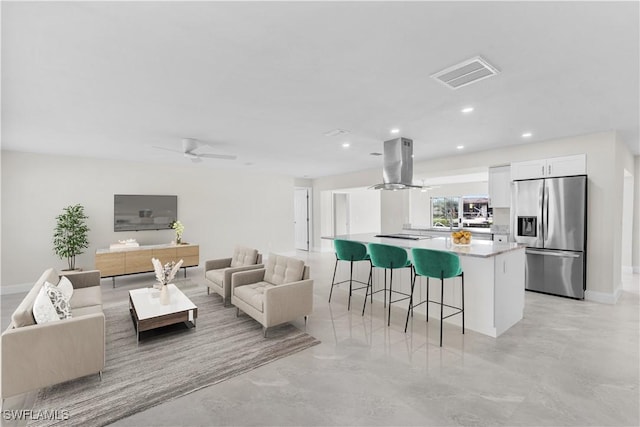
[
  {"xmin": 322, "ymin": 233, "xmax": 523, "ymax": 258},
  {"xmin": 323, "ymin": 232, "xmax": 525, "ymax": 338}
]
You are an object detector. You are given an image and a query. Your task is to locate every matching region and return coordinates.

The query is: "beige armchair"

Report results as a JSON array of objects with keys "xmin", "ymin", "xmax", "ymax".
[
  {"xmin": 231, "ymin": 254, "xmax": 313, "ymax": 337},
  {"xmin": 205, "ymin": 246, "xmax": 263, "ymax": 306}
]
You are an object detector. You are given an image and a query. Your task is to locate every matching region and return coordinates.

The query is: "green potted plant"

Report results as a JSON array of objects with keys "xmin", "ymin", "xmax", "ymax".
[{"xmin": 53, "ymin": 204, "xmax": 90, "ymax": 271}]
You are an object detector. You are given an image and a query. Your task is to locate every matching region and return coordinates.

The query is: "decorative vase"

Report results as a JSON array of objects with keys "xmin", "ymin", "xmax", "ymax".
[
  {"xmin": 176, "ymin": 236, "xmax": 181, "ymax": 245},
  {"xmin": 160, "ymin": 284, "xmax": 170, "ymax": 305}
]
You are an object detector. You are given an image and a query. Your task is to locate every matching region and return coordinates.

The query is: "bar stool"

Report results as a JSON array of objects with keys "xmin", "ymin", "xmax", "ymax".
[
  {"xmin": 329, "ymin": 240, "xmax": 372, "ymax": 310},
  {"xmin": 405, "ymin": 248, "xmax": 464, "ymax": 347},
  {"xmin": 364, "ymin": 243, "xmax": 413, "ymax": 326}
]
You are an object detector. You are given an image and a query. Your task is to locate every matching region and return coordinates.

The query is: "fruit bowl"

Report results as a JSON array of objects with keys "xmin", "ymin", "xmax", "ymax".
[{"xmin": 451, "ymin": 230, "xmax": 472, "ymax": 246}]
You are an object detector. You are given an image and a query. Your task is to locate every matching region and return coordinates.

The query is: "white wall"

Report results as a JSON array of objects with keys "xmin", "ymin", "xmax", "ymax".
[
  {"xmin": 621, "ymin": 172, "xmax": 634, "ymax": 272},
  {"xmin": 1, "ymin": 151, "xmax": 296, "ymax": 286},
  {"xmin": 634, "ymin": 156, "xmax": 640, "ymax": 273},
  {"xmin": 312, "ymin": 131, "xmax": 637, "ymax": 302},
  {"xmin": 348, "ymin": 190, "xmax": 380, "ymax": 234}
]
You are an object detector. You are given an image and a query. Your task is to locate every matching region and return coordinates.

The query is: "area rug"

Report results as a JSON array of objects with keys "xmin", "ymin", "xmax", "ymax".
[{"xmin": 28, "ymin": 289, "xmax": 320, "ymax": 427}]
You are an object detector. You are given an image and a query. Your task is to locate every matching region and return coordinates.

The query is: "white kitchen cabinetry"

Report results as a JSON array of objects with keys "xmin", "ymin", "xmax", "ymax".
[
  {"xmin": 488, "ymin": 165, "xmax": 511, "ymax": 208},
  {"xmin": 511, "ymin": 154, "xmax": 586, "ymax": 180}
]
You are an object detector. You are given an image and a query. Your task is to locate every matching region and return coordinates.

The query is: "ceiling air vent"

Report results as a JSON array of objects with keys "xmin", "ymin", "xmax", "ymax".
[{"xmin": 431, "ymin": 56, "xmax": 499, "ymax": 90}]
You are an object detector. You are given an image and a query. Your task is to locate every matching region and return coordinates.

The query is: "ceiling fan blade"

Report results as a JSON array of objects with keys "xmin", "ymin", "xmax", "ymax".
[
  {"xmin": 152, "ymin": 145, "xmax": 184, "ymax": 154},
  {"xmin": 182, "ymin": 138, "xmax": 199, "ymax": 154},
  {"xmin": 197, "ymin": 153, "xmax": 237, "ymax": 160}
]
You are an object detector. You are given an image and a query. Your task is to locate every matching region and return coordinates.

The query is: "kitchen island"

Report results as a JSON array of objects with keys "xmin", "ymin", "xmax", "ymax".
[{"xmin": 323, "ymin": 233, "xmax": 525, "ymax": 338}]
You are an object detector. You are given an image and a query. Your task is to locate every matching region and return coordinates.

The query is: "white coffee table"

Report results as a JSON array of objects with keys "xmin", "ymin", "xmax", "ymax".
[{"xmin": 129, "ymin": 284, "xmax": 198, "ymax": 342}]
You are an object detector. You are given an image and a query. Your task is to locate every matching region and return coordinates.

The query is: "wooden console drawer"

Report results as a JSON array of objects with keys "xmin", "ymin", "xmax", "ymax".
[
  {"xmin": 177, "ymin": 245, "xmax": 199, "ymax": 267},
  {"xmin": 95, "ymin": 252, "xmax": 125, "ymax": 277},
  {"xmin": 181, "ymin": 256, "xmax": 199, "ymax": 267},
  {"xmin": 125, "ymin": 249, "xmax": 154, "ymax": 274},
  {"xmin": 152, "ymin": 248, "xmax": 177, "ymax": 265}
]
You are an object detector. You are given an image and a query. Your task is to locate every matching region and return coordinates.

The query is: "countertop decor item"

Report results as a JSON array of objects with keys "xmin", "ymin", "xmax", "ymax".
[
  {"xmin": 152, "ymin": 258, "xmax": 183, "ymax": 286},
  {"xmin": 171, "ymin": 220, "xmax": 185, "ymax": 244},
  {"xmin": 451, "ymin": 230, "xmax": 472, "ymax": 246},
  {"xmin": 53, "ymin": 204, "xmax": 90, "ymax": 271}
]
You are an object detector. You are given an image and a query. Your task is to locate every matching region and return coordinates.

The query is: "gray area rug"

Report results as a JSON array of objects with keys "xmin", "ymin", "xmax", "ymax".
[{"xmin": 28, "ymin": 288, "xmax": 320, "ymax": 426}]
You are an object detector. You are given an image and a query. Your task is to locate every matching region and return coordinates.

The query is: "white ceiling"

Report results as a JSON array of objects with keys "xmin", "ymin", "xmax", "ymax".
[{"xmin": 2, "ymin": 1, "xmax": 639, "ymax": 178}]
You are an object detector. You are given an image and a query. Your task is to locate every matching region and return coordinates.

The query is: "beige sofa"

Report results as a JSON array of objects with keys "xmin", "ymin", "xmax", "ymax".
[
  {"xmin": 1, "ymin": 268, "xmax": 105, "ymax": 399},
  {"xmin": 231, "ymin": 254, "xmax": 313, "ymax": 337},
  {"xmin": 204, "ymin": 246, "xmax": 263, "ymax": 306}
]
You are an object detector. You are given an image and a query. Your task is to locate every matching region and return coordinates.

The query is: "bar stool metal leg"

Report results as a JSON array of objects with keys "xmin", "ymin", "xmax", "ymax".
[
  {"xmin": 440, "ymin": 271, "xmax": 444, "ymax": 347},
  {"xmin": 329, "ymin": 257, "xmax": 339, "ymax": 303},
  {"xmin": 461, "ymin": 272, "xmax": 465, "ymax": 334},
  {"xmin": 388, "ymin": 268, "xmax": 393, "ymax": 326},
  {"xmin": 348, "ymin": 260, "xmax": 354, "ymax": 310}
]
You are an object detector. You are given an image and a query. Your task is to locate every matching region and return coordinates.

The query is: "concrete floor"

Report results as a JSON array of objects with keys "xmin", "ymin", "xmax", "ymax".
[{"xmin": 2, "ymin": 251, "xmax": 639, "ymax": 426}]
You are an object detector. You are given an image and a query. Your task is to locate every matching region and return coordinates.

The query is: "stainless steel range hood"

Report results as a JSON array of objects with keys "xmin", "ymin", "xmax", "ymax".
[{"xmin": 370, "ymin": 137, "xmax": 422, "ymax": 190}]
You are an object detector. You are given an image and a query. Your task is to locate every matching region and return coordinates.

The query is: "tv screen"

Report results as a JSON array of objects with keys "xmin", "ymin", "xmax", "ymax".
[{"xmin": 114, "ymin": 194, "xmax": 177, "ymax": 232}]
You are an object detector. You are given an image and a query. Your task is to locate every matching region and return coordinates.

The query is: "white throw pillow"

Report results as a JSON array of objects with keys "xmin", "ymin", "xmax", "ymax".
[
  {"xmin": 44, "ymin": 282, "xmax": 72, "ymax": 320},
  {"xmin": 56, "ymin": 276, "xmax": 74, "ymax": 300},
  {"xmin": 33, "ymin": 287, "xmax": 61, "ymax": 324}
]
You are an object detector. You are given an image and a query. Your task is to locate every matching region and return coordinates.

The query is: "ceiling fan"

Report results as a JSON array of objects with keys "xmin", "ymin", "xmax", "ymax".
[{"xmin": 153, "ymin": 138, "xmax": 237, "ymax": 163}]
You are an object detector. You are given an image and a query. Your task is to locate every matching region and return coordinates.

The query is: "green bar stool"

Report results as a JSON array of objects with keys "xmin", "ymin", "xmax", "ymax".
[
  {"xmin": 365, "ymin": 243, "xmax": 413, "ymax": 326},
  {"xmin": 405, "ymin": 248, "xmax": 464, "ymax": 346},
  {"xmin": 329, "ymin": 240, "xmax": 372, "ymax": 311}
]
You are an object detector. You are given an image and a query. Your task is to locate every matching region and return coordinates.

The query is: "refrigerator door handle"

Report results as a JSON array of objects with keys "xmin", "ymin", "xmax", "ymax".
[
  {"xmin": 526, "ymin": 249, "xmax": 581, "ymax": 258},
  {"xmin": 543, "ymin": 183, "xmax": 549, "ymax": 244}
]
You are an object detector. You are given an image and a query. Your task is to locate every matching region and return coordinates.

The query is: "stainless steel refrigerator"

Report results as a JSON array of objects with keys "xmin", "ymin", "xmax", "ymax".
[{"xmin": 512, "ymin": 175, "xmax": 587, "ymax": 299}]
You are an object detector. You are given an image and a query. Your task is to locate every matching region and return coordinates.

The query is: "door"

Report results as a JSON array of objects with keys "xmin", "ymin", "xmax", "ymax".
[
  {"xmin": 333, "ymin": 193, "xmax": 350, "ymax": 236},
  {"xmin": 544, "ymin": 176, "xmax": 586, "ymax": 251},
  {"xmin": 512, "ymin": 179, "xmax": 544, "ymax": 248},
  {"xmin": 294, "ymin": 188, "xmax": 309, "ymax": 251}
]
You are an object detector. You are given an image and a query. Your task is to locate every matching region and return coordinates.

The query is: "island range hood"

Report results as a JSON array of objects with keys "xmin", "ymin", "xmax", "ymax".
[{"xmin": 370, "ymin": 137, "xmax": 422, "ymax": 190}]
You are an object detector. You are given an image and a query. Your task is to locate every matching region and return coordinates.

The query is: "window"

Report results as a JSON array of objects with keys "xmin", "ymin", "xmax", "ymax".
[
  {"xmin": 430, "ymin": 195, "xmax": 493, "ymax": 228},
  {"xmin": 431, "ymin": 196, "xmax": 460, "ymax": 228},
  {"xmin": 461, "ymin": 196, "xmax": 492, "ymax": 228}
]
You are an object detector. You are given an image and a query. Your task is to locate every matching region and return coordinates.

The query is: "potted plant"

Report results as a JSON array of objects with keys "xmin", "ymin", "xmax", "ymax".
[{"xmin": 53, "ymin": 204, "xmax": 90, "ymax": 271}]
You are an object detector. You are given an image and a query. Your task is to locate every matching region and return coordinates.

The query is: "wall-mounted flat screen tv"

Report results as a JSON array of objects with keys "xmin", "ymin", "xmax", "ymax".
[{"xmin": 114, "ymin": 194, "xmax": 178, "ymax": 232}]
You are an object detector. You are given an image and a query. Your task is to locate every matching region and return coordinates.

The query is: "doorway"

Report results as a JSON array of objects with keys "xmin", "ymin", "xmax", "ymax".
[
  {"xmin": 333, "ymin": 193, "xmax": 350, "ymax": 236},
  {"xmin": 294, "ymin": 188, "xmax": 310, "ymax": 251}
]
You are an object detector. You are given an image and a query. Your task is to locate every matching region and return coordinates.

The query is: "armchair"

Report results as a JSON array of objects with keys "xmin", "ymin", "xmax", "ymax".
[
  {"xmin": 231, "ymin": 254, "xmax": 313, "ymax": 337},
  {"xmin": 205, "ymin": 246, "xmax": 263, "ymax": 306}
]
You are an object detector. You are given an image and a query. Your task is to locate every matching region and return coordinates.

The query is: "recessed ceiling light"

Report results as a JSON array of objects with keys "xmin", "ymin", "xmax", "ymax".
[
  {"xmin": 522, "ymin": 132, "xmax": 532, "ymax": 138},
  {"xmin": 461, "ymin": 107, "xmax": 474, "ymax": 113},
  {"xmin": 390, "ymin": 128, "xmax": 400, "ymax": 134},
  {"xmin": 456, "ymin": 145, "xmax": 464, "ymax": 150},
  {"xmin": 342, "ymin": 142, "xmax": 350, "ymax": 148}
]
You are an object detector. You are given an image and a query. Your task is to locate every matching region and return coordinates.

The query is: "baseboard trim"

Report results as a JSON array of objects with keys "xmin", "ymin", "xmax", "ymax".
[
  {"xmin": 622, "ymin": 266, "xmax": 634, "ymax": 275},
  {"xmin": 585, "ymin": 286, "xmax": 622, "ymax": 304},
  {"xmin": 0, "ymin": 282, "xmax": 32, "ymax": 296}
]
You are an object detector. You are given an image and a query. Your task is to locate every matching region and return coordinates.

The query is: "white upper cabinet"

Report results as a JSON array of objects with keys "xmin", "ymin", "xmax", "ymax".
[
  {"xmin": 489, "ymin": 165, "xmax": 511, "ymax": 208},
  {"xmin": 511, "ymin": 154, "xmax": 586, "ymax": 181}
]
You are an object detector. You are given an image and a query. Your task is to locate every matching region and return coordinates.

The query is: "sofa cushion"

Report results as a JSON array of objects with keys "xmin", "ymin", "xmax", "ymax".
[
  {"xmin": 205, "ymin": 268, "xmax": 226, "ymax": 285},
  {"xmin": 264, "ymin": 254, "xmax": 305, "ymax": 285},
  {"xmin": 33, "ymin": 287, "xmax": 61, "ymax": 324},
  {"xmin": 11, "ymin": 268, "xmax": 60, "ymax": 328},
  {"xmin": 45, "ymin": 282, "xmax": 71, "ymax": 320},
  {"xmin": 70, "ymin": 286, "xmax": 102, "ymax": 309},
  {"xmin": 234, "ymin": 282, "xmax": 275, "ymax": 312},
  {"xmin": 230, "ymin": 247, "xmax": 259, "ymax": 267},
  {"xmin": 57, "ymin": 276, "xmax": 74, "ymax": 300},
  {"xmin": 71, "ymin": 305, "xmax": 103, "ymax": 318}
]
